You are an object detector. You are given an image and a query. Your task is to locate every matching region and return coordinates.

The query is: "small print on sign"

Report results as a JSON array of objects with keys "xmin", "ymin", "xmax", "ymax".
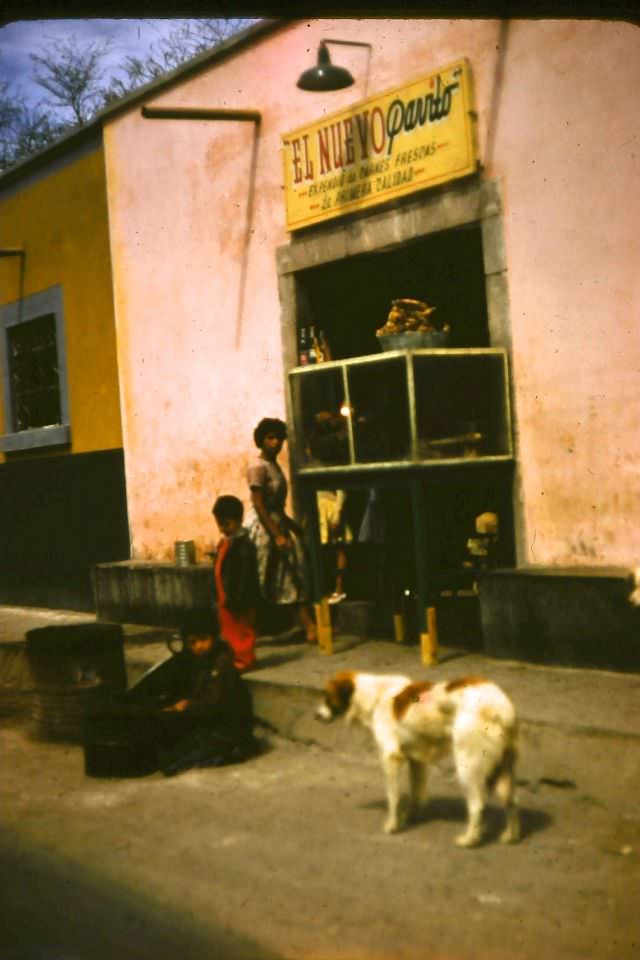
[{"xmin": 281, "ymin": 59, "xmax": 477, "ymax": 231}]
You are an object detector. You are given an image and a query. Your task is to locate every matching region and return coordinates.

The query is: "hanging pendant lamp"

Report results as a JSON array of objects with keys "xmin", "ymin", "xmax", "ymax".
[{"xmin": 296, "ymin": 42, "xmax": 355, "ymax": 92}]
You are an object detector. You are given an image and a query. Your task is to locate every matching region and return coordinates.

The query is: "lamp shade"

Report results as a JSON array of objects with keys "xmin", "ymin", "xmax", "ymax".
[{"xmin": 297, "ymin": 43, "xmax": 355, "ymax": 92}]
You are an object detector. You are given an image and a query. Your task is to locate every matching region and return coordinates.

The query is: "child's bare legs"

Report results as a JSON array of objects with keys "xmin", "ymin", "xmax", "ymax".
[{"xmin": 329, "ymin": 545, "xmax": 348, "ymax": 603}]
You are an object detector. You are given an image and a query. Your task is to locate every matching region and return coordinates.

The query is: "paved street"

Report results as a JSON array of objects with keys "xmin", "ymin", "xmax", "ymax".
[{"xmin": 1, "ymin": 713, "xmax": 638, "ymax": 960}]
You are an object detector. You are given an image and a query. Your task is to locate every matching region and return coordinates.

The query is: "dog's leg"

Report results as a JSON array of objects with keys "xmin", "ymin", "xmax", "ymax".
[
  {"xmin": 455, "ymin": 777, "xmax": 486, "ymax": 848},
  {"xmin": 408, "ymin": 758, "xmax": 428, "ymax": 821},
  {"xmin": 381, "ymin": 753, "xmax": 405, "ymax": 834},
  {"xmin": 495, "ymin": 767, "xmax": 520, "ymax": 844}
]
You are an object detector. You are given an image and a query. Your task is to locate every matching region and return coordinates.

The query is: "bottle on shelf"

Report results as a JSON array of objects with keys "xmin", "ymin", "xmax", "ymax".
[
  {"xmin": 313, "ymin": 327, "xmax": 324, "ymax": 363},
  {"xmin": 298, "ymin": 327, "xmax": 309, "ymax": 366},
  {"xmin": 319, "ymin": 329, "xmax": 332, "ymax": 362},
  {"xmin": 308, "ymin": 326, "xmax": 318, "ymax": 365}
]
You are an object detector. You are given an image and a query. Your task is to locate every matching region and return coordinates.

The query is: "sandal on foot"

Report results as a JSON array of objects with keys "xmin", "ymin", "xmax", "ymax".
[{"xmin": 328, "ymin": 592, "xmax": 347, "ymax": 605}]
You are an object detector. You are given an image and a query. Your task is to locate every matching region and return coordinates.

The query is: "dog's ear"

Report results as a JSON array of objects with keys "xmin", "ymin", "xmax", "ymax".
[{"xmin": 325, "ymin": 671, "xmax": 356, "ymax": 716}]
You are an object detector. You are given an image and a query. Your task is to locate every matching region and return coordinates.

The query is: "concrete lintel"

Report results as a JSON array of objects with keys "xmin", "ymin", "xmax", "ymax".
[{"xmin": 276, "ymin": 177, "xmax": 503, "ymax": 276}]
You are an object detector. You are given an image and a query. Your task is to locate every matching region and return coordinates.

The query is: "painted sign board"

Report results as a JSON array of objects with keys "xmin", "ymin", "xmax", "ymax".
[{"xmin": 281, "ymin": 59, "xmax": 477, "ymax": 232}]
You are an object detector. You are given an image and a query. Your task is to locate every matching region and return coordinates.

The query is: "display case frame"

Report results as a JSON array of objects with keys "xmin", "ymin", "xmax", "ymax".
[{"xmin": 288, "ymin": 347, "xmax": 514, "ymax": 477}]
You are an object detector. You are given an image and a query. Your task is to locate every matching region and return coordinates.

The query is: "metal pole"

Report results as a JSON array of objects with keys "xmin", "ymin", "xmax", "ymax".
[
  {"xmin": 141, "ymin": 107, "xmax": 261, "ymax": 123},
  {"xmin": 410, "ymin": 479, "xmax": 428, "ymax": 636}
]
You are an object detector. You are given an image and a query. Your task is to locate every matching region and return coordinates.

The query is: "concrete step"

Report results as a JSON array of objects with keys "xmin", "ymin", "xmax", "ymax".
[
  {"xmin": 240, "ymin": 635, "xmax": 640, "ymax": 810},
  {"xmin": 123, "ymin": 632, "xmax": 640, "ymax": 809},
  {"xmin": 3, "ymin": 614, "xmax": 639, "ymax": 811}
]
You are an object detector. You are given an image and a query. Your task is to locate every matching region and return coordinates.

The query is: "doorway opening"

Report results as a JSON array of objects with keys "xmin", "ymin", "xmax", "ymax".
[
  {"xmin": 281, "ymin": 197, "xmax": 516, "ymax": 649},
  {"xmin": 295, "ymin": 222, "xmax": 489, "ymax": 361}
]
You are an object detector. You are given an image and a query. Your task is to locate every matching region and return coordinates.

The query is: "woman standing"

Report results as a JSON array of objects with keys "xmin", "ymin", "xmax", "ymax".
[{"xmin": 246, "ymin": 417, "xmax": 317, "ymax": 644}]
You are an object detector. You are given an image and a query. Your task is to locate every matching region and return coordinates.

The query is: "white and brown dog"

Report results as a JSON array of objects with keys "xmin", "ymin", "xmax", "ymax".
[{"xmin": 316, "ymin": 671, "xmax": 520, "ymax": 848}]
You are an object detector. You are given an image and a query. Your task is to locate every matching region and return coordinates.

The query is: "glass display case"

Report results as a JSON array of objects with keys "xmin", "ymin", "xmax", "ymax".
[
  {"xmin": 290, "ymin": 363, "xmax": 350, "ymax": 468},
  {"xmin": 289, "ymin": 348, "xmax": 513, "ymax": 474}
]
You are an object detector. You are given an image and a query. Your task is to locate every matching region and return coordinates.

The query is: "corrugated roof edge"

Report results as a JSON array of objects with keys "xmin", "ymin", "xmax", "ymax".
[{"xmin": 0, "ymin": 17, "xmax": 288, "ymax": 188}]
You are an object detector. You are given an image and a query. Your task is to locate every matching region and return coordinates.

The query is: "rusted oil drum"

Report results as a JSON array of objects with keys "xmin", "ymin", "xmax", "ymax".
[
  {"xmin": 83, "ymin": 707, "xmax": 160, "ymax": 778},
  {"xmin": 31, "ymin": 680, "xmax": 114, "ymax": 743},
  {"xmin": 25, "ymin": 623, "xmax": 127, "ymax": 743},
  {"xmin": 84, "ymin": 650, "xmax": 182, "ymax": 777}
]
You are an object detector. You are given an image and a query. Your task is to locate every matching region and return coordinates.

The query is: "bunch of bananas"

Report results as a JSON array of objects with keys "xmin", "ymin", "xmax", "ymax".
[{"xmin": 376, "ymin": 298, "xmax": 444, "ymax": 336}]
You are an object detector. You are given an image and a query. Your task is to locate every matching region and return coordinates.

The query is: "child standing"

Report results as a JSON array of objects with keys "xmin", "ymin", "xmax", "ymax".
[{"xmin": 211, "ymin": 495, "xmax": 260, "ymax": 673}]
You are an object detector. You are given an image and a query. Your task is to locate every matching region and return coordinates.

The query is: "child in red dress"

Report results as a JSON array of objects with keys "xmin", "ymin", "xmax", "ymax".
[{"xmin": 212, "ymin": 495, "xmax": 260, "ymax": 673}]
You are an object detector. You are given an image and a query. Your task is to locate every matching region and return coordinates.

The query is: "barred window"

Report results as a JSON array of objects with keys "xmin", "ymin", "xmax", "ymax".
[
  {"xmin": 8, "ymin": 313, "xmax": 62, "ymax": 431},
  {"xmin": 1, "ymin": 285, "xmax": 70, "ymax": 452}
]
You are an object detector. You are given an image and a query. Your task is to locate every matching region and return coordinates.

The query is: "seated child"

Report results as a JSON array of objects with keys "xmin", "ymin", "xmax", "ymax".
[
  {"xmin": 156, "ymin": 608, "xmax": 257, "ymax": 776},
  {"xmin": 211, "ymin": 494, "xmax": 260, "ymax": 673},
  {"xmin": 86, "ymin": 608, "xmax": 257, "ymax": 778}
]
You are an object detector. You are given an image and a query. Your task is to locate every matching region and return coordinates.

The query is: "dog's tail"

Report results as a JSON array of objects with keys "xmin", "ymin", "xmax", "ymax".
[{"xmin": 453, "ymin": 689, "xmax": 518, "ymax": 776}]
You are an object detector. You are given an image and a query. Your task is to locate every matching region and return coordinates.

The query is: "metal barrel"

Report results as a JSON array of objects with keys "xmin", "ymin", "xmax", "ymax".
[{"xmin": 25, "ymin": 622, "xmax": 127, "ymax": 743}]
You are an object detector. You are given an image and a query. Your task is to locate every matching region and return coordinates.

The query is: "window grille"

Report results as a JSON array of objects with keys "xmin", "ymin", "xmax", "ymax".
[
  {"xmin": 1, "ymin": 285, "xmax": 70, "ymax": 452},
  {"xmin": 8, "ymin": 313, "xmax": 62, "ymax": 431}
]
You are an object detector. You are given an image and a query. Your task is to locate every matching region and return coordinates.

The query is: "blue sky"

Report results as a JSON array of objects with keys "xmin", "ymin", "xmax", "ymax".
[{"xmin": 0, "ymin": 19, "xmax": 253, "ymax": 107}]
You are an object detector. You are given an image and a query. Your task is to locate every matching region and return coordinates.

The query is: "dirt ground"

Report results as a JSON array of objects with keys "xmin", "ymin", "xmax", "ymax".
[{"xmin": 1, "ymin": 712, "xmax": 639, "ymax": 960}]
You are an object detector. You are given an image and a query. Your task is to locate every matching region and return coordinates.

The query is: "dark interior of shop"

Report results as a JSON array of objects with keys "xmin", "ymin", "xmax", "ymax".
[
  {"xmin": 293, "ymin": 222, "xmax": 513, "ymax": 646},
  {"xmin": 315, "ymin": 474, "xmax": 514, "ymax": 613},
  {"xmin": 296, "ymin": 222, "xmax": 489, "ymax": 359}
]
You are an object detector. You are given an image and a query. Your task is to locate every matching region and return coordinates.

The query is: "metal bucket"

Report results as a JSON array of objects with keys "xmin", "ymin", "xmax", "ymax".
[
  {"xmin": 83, "ymin": 708, "xmax": 160, "ymax": 778},
  {"xmin": 377, "ymin": 329, "xmax": 450, "ymax": 351},
  {"xmin": 174, "ymin": 540, "xmax": 196, "ymax": 566},
  {"xmin": 25, "ymin": 622, "xmax": 127, "ymax": 742}
]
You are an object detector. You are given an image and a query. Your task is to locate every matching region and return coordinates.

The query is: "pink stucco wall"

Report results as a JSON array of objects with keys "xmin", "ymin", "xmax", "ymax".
[
  {"xmin": 103, "ymin": 18, "xmax": 640, "ymax": 566},
  {"xmin": 490, "ymin": 20, "xmax": 640, "ymax": 564}
]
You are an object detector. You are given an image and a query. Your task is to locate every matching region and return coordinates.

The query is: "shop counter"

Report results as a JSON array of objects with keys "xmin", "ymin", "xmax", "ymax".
[
  {"xmin": 288, "ymin": 348, "xmax": 516, "ymax": 640},
  {"xmin": 288, "ymin": 347, "xmax": 513, "ymax": 474}
]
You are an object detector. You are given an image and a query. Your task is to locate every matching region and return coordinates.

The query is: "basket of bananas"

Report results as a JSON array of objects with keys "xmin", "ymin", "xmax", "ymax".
[{"xmin": 376, "ymin": 298, "xmax": 450, "ymax": 351}]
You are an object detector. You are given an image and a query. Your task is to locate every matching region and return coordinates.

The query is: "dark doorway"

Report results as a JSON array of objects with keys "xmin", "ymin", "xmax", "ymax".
[
  {"xmin": 296, "ymin": 223, "xmax": 489, "ymax": 360},
  {"xmin": 291, "ymin": 220, "xmax": 512, "ymax": 650}
]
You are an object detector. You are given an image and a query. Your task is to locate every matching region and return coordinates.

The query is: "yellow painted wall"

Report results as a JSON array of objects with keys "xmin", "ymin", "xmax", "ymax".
[{"xmin": 0, "ymin": 145, "xmax": 122, "ymax": 460}]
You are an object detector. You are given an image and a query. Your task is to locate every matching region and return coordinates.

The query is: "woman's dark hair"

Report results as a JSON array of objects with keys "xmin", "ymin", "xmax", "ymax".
[
  {"xmin": 212, "ymin": 494, "xmax": 244, "ymax": 522},
  {"xmin": 253, "ymin": 417, "xmax": 287, "ymax": 449}
]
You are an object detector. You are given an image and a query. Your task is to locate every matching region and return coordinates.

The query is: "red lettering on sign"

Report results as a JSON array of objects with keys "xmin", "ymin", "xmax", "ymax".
[
  {"xmin": 291, "ymin": 138, "xmax": 303, "ymax": 184},
  {"xmin": 343, "ymin": 117, "xmax": 355, "ymax": 165},
  {"xmin": 318, "ymin": 127, "xmax": 331, "ymax": 174},
  {"xmin": 302, "ymin": 134, "xmax": 314, "ymax": 180},
  {"xmin": 370, "ymin": 107, "xmax": 386, "ymax": 154},
  {"xmin": 355, "ymin": 111, "xmax": 370, "ymax": 159},
  {"xmin": 330, "ymin": 122, "xmax": 344, "ymax": 169}
]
